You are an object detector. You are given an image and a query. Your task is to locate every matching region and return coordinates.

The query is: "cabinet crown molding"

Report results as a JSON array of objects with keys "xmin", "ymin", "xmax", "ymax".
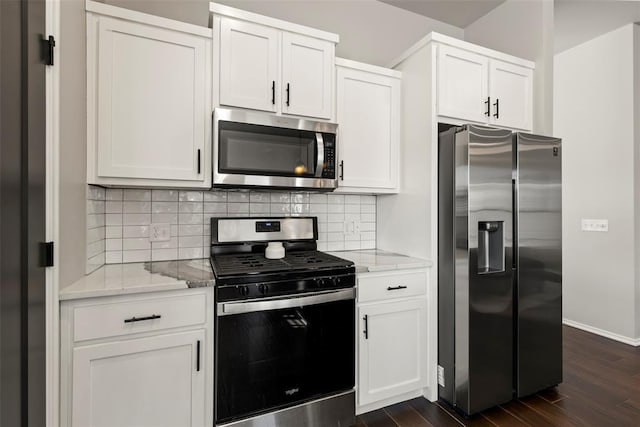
[
  {"xmin": 86, "ymin": 0, "xmax": 213, "ymax": 38},
  {"xmin": 209, "ymin": 2, "xmax": 339, "ymax": 43},
  {"xmin": 387, "ymin": 31, "xmax": 535, "ymax": 70}
]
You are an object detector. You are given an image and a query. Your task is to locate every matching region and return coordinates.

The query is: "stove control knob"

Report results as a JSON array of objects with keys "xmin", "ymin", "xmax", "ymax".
[
  {"xmin": 258, "ymin": 284, "xmax": 269, "ymax": 295},
  {"xmin": 238, "ymin": 285, "xmax": 250, "ymax": 297}
]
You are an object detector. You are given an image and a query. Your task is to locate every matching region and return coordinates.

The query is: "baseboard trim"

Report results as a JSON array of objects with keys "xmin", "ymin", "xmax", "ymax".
[{"xmin": 562, "ymin": 318, "xmax": 640, "ymax": 347}]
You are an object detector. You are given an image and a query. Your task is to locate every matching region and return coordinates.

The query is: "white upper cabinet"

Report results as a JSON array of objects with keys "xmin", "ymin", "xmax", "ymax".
[
  {"xmin": 281, "ymin": 32, "xmax": 333, "ymax": 119},
  {"xmin": 219, "ymin": 18, "xmax": 278, "ymax": 112},
  {"xmin": 336, "ymin": 59, "xmax": 401, "ymax": 193},
  {"xmin": 86, "ymin": 2, "xmax": 212, "ymax": 188},
  {"xmin": 211, "ymin": 3, "xmax": 338, "ymax": 120},
  {"xmin": 437, "ymin": 45, "xmax": 489, "ymax": 124},
  {"xmin": 489, "ymin": 59, "xmax": 533, "ymax": 130},
  {"xmin": 436, "ymin": 43, "xmax": 534, "ymax": 131}
]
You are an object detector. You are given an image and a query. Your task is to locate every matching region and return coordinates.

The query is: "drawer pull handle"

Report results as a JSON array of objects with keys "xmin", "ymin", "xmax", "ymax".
[
  {"xmin": 387, "ymin": 285, "xmax": 408, "ymax": 291},
  {"xmin": 124, "ymin": 314, "xmax": 161, "ymax": 323}
]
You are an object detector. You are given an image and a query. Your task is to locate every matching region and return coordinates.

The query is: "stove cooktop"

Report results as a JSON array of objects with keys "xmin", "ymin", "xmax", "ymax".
[{"xmin": 211, "ymin": 250, "xmax": 353, "ymax": 278}]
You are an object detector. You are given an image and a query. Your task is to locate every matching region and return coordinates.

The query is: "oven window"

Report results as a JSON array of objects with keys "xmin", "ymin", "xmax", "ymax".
[
  {"xmin": 215, "ymin": 299, "xmax": 355, "ymax": 424},
  {"xmin": 218, "ymin": 121, "xmax": 318, "ymax": 177}
]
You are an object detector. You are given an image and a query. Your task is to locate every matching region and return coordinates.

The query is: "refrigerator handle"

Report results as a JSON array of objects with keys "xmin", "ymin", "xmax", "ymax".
[{"xmin": 512, "ymin": 178, "xmax": 518, "ymax": 269}]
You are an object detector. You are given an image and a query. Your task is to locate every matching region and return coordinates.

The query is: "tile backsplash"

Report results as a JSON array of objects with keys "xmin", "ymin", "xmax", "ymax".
[
  {"xmin": 86, "ymin": 185, "xmax": 376, "ymax": 270},
  {"xmin": 86, "ymin": 186, "xmax": 106, "ymax": 274}
]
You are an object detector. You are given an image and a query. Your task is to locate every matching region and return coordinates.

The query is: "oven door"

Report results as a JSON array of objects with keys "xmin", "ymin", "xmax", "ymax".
[
  {"xmin": 215, "ymin": 289, "xmax": 355, "ymax": 424},
  {"xmin": 213, "ymin": 108, "xmax": 337, "ymax": 190}
]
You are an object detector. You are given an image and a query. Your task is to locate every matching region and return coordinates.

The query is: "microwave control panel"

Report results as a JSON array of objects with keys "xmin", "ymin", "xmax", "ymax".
[{"xmin": 322, "ymin": 134, "xmax": 336, "ymax": 179}]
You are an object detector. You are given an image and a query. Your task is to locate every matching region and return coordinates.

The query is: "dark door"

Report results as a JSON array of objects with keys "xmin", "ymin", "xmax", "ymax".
[{"xmin": 1, "ymin": 0, "xmax": 47, "ymax": 425}]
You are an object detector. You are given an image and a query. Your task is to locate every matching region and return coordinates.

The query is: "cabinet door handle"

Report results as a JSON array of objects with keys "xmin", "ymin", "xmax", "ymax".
[
  {"xmin": 286, "ymin": 83, "xmax": 290, "ymax": 107},
  {"xmin": 485, "ymin": 96, "xmax": 490, "ymax": 116},
  {"xmin": 493, "ymin": 98, "xmax": 499, "ymax": 118},
  {"xmin": 363, "ymin": 314, "xmax": 369, "ymax": 340},
  {"xmin": 271, "ymin": 81, "xmax": 275, "ymax": 105},
  {"xmin": 196, "ymin": 340, "xmax": 201, "ymax": 372},
  {"xmin": 387, "ymin": 285, "xmax": 408, "ymax": 291},
  {"xmin": 339, "ymin": 160, "xmax": 344, "ymax": 181},
  {"xmin": 197, "ymin": 149, "xmax": 201, "ymax": 174},
  {"xmin": 124, "ymin": 314, "xmax": 161, "ymax": 323}
]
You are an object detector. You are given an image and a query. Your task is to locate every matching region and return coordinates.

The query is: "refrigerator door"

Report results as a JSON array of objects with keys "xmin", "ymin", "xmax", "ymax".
[
  {"xmin": 514, "ymin": 133, "xmax": 562, "ymax": 397},
  {"xmin": 455, "ymin": 125, "xmax": 514, "ymax": 414}
]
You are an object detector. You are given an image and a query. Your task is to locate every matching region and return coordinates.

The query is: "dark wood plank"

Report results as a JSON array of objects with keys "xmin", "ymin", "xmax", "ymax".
[
  {"xmin": 554, "ymin": 382, "xmax": 635, "ymax": 427},
  {"xmin": 407, "ymin": 397, "xmax": 462, "ymax": 427},
  {"xmin": 480, "ymin": 406, "xmax": 528, "ymax": 426},
  {"xmin": 358, "ymin": 408, "xmax": 399, "ymax": 427},
  {"xmin": 435, "ymin": 402, "xmax": 496, "ymax": 427},
  {"xmin": 535, "ymin": 387, "xmax": 568, "ymax": 404},
  {"xmin": 499, "ymin": 400, "xmax": 557, "ymax": 427},
  {"xmin": 354, "ymin": 417, "xmax": 368, "ymax": 427},
  {"xmin": 518, "ymin": 395, "xmax": 583, "ymax": 427},
  {"xmin": 385, "ymin": 401, "xmax": 433, "ymax": 427}
]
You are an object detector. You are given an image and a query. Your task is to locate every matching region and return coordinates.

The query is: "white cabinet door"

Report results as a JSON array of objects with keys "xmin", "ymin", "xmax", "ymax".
[
  {"xmin": 219, "ymin": 17, "xmax": 278, "ymax": 112},
  {"xmin": 437, "ymin": 45, "xmax": 489, "ymax": 124},
  {"xmin": 72, "ymin": 330, "xmax": 205, "ymax": 427},
  {"xmin": 358, "ymin": 299, "xmax": 427, "ymax": 406},
  {"xmin": 489, "ymin": 59, "xmax": 533, "ymax": 130},
  {"xmin": 336, "ymin": 65, "xmax": 400, "ymax": 191},
  {"xmin": 94, "ymin": 17, "xmax": 208, "ymax": 183},
  {"xmin": 281, "ymin": 32, "xmax": 333, "ymax": 119}
]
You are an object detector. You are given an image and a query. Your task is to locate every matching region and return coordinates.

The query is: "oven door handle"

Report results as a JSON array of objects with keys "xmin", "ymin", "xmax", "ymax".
[
  {"xmin": 217, "ymin": 288, "xmax": 355, "ymax": 316},
  {"xmin": 314, "ymin": 132, "xmax": 325, "ymax": 178}
]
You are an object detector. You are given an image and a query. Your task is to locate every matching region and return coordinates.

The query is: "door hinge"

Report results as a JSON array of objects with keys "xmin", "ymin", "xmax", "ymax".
[
  {"xmin": 42, "ymin": 35, "xmax": 55, "ymax": 66},
  {"xmin": 41, "ymin": 242, "xmax": 54, "ymax": 267}
]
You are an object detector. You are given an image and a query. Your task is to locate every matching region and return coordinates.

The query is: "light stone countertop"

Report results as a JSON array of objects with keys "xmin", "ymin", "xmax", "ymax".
[
  {"xmin": 327, "ymin": 249, "xmax": 432, "ymax": 273},
  {"xmin": 59, "ymin": 259, "xmax": 215, "ymax": 301}
]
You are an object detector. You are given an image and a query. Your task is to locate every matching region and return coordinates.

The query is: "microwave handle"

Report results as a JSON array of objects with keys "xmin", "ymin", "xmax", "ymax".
[{"xmin": 315, "ymin": 133, "xmax": 324, "ymax": 178}]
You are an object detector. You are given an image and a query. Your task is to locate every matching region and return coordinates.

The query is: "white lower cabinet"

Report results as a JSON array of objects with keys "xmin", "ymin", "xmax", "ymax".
[
  {"xmin": 72, "ymin": 330, "xmax": 205, "ymax": 427},
  {"xmin": 61, "ymin": 288, "xmax": 213, "ymax": 427},
  {"xmin": 358, "ymin": 299, "xmax": 427, "ymax": 406},
  {"xmin": 356, "ymin": 268, "xmax": 429, "ymax": 413}
]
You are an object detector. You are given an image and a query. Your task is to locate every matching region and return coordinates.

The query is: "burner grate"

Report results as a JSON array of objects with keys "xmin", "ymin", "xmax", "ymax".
[{"xmin": 211, "ymin": 250, "xmax": 352, "ymax": 277}]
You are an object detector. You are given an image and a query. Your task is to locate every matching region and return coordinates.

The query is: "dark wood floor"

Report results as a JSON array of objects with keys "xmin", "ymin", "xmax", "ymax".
[{"xmin": 355, "ymin": 325, "xmax": 640, "ymax": 426}]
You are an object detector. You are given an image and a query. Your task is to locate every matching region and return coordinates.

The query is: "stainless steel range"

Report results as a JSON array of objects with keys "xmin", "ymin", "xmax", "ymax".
[{"xmin": 210, "ymin": 216, "xmax": 356, "ymax": 427}]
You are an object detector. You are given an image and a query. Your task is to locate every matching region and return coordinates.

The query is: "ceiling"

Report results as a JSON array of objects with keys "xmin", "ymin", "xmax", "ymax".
[{"xmin": 378, "ymin": 0, "xmax": 506, "ymax": 28}]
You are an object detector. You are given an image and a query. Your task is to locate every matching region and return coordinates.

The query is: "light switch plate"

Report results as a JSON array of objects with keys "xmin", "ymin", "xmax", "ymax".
[
  {"xmin": 149, "ymin": 223, "xmax": 171, "ymax": 242},
  {"xmin": 581, "ymin": 219, "xmax": 608, "ymax": 232}
]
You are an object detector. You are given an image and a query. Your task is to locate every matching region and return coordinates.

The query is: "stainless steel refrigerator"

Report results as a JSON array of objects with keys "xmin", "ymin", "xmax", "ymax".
[{"xmin": 437, "ymin": 124, "xmax": 562, "ymax": 415}]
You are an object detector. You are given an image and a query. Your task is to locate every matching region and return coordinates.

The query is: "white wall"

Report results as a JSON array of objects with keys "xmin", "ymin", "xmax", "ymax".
[
  {"xmin": 554, "ymin": 24, "xmax": 638, "ymax": 341},
  {"xmin": 554, "ymin": 0, "xmax": 640, "ymax": 54},
  {"xmin": 104, "ymin": 0, "xmax": 464, "ymax": 66},
  {"xmin": 464, "ymin": 0, "xmax": 554, "ymax": 135},
  {"xmin": 59, "ymin": 0, "xmax": 89, "ymax": 288}
]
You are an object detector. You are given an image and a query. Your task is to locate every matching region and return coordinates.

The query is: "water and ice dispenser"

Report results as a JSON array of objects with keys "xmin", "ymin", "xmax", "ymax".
[{"xmin": 477, "ymin": 221, "xmax": 505, "ymax": 274}]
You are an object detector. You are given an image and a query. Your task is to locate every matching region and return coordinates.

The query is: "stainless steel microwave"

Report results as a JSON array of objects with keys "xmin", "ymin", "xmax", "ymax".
[{"xmin": 213, "ymin": 108, "xmax": 338, "ymax": 191}]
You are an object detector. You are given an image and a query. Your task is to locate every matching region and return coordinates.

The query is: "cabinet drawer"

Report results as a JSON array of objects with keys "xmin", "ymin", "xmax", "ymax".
[
  {"xmin": 73, "ymin": 293, "xmax": 206, "ymax": 342},
  {"xmin": 358, "ymin": 271, "xmax": 426, "ymax": 303}
]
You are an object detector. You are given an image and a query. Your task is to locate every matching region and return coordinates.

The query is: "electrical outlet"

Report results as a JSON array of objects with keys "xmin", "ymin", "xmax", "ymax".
[
  {"xmin": 581, "ymin": 219, "xmax": 608, "ymax": 232},
  {"xmin": 437, "ymin": 365, "xmax": 445, "ymax": 387},
  {"xmin": 149, "ymin": 223, "xmax": 171, "ymax": 242}
]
